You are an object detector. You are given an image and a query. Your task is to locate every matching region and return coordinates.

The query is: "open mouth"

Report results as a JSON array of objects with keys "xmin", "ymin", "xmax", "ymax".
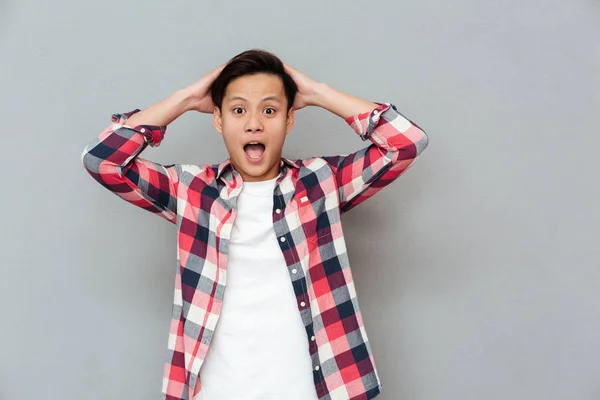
[{"xmin": 243, "ymin": 142, "xmax": 266, "ymax": 160}]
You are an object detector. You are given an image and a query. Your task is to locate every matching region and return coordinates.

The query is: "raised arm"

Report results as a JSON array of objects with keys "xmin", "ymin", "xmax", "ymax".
[
  {"xmin": 80, "ymin": 65, "xmax": 224, "ymax": 222},
  {"xmin": 285, "ymin": 64, "xmax": 429, "ymax": 214}
]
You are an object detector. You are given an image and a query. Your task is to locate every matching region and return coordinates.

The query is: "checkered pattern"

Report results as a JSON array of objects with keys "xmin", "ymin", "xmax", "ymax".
[{"xmin": 81, "ymin": 102, "xmax": 428, "ymax": 400}]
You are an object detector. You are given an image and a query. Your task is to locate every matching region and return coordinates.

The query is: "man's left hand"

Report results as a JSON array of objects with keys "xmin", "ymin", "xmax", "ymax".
[{"xmin": 284, "ymin": 63, "xmax": 323, "ymax": 110}]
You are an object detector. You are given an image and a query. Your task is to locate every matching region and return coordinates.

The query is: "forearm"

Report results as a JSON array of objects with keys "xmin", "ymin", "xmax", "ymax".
[
  {"xmin": 124, "ymin": 89, "xmax": 196, "ymax": 127},
  {"xmin": 311, "ymin": 83, "xmax": 378, "ymax": 120},
  {"xmin": 81, "ymin": 109, "xmax": 180, "ymax": 222},
  {"xmin": 323, "ymin": 102, "xmax": 429, "ymax": 213}
]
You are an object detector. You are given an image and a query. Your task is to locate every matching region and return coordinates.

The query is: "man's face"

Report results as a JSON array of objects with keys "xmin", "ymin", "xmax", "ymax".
[{"xmin": 213, "ymin": 73, "xmax": 295, "ymax": 182}]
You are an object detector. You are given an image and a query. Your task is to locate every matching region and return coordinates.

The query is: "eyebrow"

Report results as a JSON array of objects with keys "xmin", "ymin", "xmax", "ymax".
[{"xmin": 228, "ymin": 95, "xmax": 282, "ymax": 104}]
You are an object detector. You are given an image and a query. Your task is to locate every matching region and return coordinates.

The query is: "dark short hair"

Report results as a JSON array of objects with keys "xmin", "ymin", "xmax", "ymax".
[{"xmin": 210, "ymin": 49, "xmax": 297, "ymax": 111}]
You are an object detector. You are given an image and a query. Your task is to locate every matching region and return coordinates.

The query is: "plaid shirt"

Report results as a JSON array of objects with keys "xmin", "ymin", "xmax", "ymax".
[{"xmin": 81, "ymin": 102, "xmax": 428, "ymax": 400}]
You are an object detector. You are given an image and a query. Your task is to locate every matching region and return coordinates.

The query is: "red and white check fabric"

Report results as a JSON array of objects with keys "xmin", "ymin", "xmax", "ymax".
[{"xmin": 81, "ymin": 102, "xmax": 428, "ymax": 400}]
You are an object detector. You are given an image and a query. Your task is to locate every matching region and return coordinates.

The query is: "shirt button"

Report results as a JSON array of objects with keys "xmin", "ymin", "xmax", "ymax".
[
  {"xmin": 275, "ymin": 208, "xmax": 281, "ymax": 214},
  {"xmin": 310, "ymin": 335, "xmax": 315, "ymax": 341},
  {"xmin": 291, "ymin": 269, "xmax": 297, "ymax": 274},
  {"xmin": 280, "ymin": 237, "xmax": 286, "ymax": 242},
  {"xmin": 300, "ymin": 301, "xmax": 306, "ymax": 307},
  {"xmin": 140, "ymin": 128, "xmax": 146, "ymax": 133},
  {"xmin": 315, "ymin": 366, "xmax": 320, "ymax": 371}
]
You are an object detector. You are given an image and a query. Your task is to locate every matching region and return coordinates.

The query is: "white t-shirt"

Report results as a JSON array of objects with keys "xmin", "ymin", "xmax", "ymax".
[{"xmin": 198, "ymin": 176, "xmax": 319, "ymax": 400}]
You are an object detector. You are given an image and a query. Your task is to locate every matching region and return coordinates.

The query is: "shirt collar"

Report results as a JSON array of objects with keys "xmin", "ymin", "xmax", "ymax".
[{"xmin": 216, "ymin": 157, "xmax": 300, "ymax": 181}]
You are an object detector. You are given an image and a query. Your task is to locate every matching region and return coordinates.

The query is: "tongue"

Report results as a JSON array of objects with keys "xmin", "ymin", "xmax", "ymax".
[{"xmin": 245, "ymin": 144, "xmax": 265, "ymax": 158}]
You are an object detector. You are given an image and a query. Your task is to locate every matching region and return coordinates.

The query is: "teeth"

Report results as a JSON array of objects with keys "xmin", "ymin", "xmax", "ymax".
[{"xmin": 245, "ymin": 141, "xmax": 263, "ymax": 160}]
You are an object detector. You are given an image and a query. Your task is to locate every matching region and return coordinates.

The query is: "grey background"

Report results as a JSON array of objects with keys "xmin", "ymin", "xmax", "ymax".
[{"xmin": 1, "ymin": 0, "xmax": 599, "ymax": 399}]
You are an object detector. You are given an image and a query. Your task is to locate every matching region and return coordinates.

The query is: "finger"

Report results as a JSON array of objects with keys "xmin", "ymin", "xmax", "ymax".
[
  {"xmin": 283, "ymin": 63, "xmax": 296, "ymax": 74},
  {"xmin": 210, "ymin": 63, "xmax": 226, "ymax": 78}
]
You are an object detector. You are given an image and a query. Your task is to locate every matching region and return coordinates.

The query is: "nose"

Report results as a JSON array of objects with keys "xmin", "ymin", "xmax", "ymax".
[{"xmin": 244, "ymin": 112, "xmax": 263, "ymax": 133}]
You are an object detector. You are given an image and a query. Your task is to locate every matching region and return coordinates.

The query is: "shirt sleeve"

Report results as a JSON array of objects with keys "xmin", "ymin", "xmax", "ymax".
[
  {"xmin": 321, "ymin": 102, "xmax": 429, "ymax": 214},
  {"xmin": 80, "ymin": 109, "xmax": 179, "ymax": 223}
]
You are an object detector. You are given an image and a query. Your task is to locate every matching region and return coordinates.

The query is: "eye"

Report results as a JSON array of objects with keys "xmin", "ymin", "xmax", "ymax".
[
  {"xmin": 264, "ymin": 108, "xmax": 276, "ymax": 115},
  {"xmin": 233, "ymin": 107, "xmax": 245, "ymax": 114}
]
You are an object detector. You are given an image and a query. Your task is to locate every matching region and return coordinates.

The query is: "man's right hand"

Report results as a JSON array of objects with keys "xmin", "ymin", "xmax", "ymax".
[
  {"xmin": 184, "ymin": 64, "xmax": 226, "ymax": 113},
  {"xmin": 120, "ymin": 64, "xmax": 226, "ymax": 128}
]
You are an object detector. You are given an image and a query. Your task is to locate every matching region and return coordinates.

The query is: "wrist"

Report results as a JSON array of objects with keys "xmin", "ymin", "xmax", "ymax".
[
  {"xmin": 174, "ymin": 88, "xmax": 199, "ymax": 112},
  {"xmin": 308, "ymin": 82, "xmax": 330, "ymax": 108}
]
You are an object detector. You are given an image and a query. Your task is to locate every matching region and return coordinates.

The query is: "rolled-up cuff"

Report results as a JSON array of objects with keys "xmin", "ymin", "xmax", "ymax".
[
  {"xmin": 110, "ymin": 109, "xmax": 167, "ymax": 147},
  {"xmin": 344, "ymin": 102, "xmax": 393, "ymax": 141}
]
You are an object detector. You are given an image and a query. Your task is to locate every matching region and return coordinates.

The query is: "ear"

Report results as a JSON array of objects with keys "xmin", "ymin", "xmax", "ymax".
[
  {"xmin": 285, "ymin": 107, "xmax": 295, "ymax": 134},
  {"xmin": 213, "ymin": 106, "xmax": 223, "ymax": 134}
]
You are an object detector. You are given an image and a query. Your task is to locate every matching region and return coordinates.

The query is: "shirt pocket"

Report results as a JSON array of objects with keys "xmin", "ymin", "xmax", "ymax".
[{"xmin": 296, "ymin": 189, "xmax": 339, "ymax": 244}]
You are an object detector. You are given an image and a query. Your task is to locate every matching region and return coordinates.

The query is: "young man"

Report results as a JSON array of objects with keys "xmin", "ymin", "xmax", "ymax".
[{"xmin": 81, "ymin": 49, "xmax": 428, "ymax": 400}]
